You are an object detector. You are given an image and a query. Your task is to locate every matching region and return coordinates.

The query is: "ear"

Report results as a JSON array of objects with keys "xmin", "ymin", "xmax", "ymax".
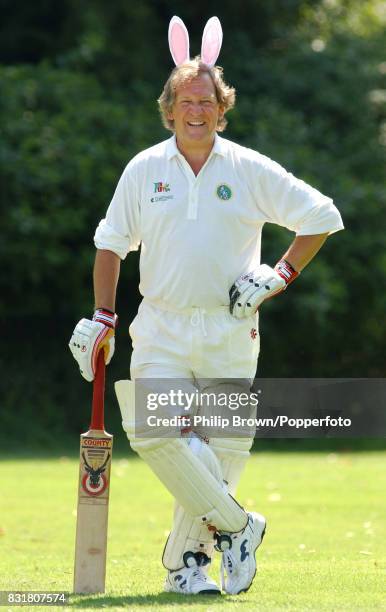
[
  {"xmin": 168, "ymin": 16, "xmax": 190, "ymax": 66},
  {"xmin": 201, "ymin": 16, "xmax": 223, "ymax": 68}
]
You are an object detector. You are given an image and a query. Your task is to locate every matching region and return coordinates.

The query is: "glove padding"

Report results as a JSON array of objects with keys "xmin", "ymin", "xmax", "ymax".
[
  {"xmin": 229, "ymin": 264, "xmax": 286, "ymax": 319},
  {"xmin": 69, "ymin": 309, "xmax": 117, "ymax": 381}
]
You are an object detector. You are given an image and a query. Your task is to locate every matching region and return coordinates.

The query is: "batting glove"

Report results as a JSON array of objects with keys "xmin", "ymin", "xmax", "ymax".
[
  {"xmin": 69, "ymin": 309, "xmax": 118, "ymax": 381},
  {"xmin": 229, "ymin": 260, "xmax": 298, "ymax": 319}
]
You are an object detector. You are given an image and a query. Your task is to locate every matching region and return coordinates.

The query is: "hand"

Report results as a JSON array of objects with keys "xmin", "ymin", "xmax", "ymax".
[
  {"xmin": 230, "ymin": 263, "xmax": 289, "ymax": 319},
  {"xmin": 69, "ymin": 309, "xmax": 118, "ymax": 381}
]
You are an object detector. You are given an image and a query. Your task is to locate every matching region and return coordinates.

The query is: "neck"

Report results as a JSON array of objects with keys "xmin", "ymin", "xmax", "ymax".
[{"xmin": 176, "ymin": 136, "xmax": 215, "ymax": 175}]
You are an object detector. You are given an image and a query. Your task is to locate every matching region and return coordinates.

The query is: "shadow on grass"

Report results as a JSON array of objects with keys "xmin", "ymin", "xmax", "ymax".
[{"xmin": 70, "ymin": 592, "xmax": 238, "ymax": 608}]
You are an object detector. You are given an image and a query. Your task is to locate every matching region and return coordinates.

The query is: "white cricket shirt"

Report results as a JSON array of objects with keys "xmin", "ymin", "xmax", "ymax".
[{"xmin": 94, "ymin": 135, "xmax": 344, "ymax": 309}]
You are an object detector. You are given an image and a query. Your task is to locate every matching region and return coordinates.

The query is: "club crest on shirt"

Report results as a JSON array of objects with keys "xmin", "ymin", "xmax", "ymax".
[{"xmin": 216, "ymin": 184, "xmax": 232, "ymax": 201}]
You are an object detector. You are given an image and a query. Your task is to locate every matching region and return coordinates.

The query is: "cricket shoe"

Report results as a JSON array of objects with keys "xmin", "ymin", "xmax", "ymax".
[
  {"xmin": 215, "ymin": 512, "xmax": 266, "ymax": 594},
  {"xmin": 164, "ymin": 551, "xmax": 221, "ymax": 595}
]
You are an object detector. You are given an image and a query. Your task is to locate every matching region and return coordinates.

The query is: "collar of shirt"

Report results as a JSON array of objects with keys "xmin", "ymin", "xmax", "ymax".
[{"xmin": 165, "ymin": 133, "xmax": 228, "ymax": 161}]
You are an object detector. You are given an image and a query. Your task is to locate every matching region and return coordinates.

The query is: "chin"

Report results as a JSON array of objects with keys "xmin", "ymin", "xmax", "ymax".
[
  {"xmin": 185, "ymin": 129, "xmax": 210, "ymax": 140},
  {"xmin": 187, "ymin": 133, "xmax": 207, "ymax": 141}
]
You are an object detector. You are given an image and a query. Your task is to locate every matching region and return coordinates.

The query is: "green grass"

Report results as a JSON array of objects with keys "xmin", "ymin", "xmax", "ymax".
[{"xmin": 1, "ymin": 450, "xmax": 385, "ymax": 611}]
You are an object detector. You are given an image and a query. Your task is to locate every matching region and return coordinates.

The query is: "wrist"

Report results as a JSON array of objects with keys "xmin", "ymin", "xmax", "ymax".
[
  {"xmin": 274, "ymin": 259, "xmax": 299, "ymax": 287},
  {"xmin": 93, "ymin": 308, "xmax": 118, "ymax": 328}
]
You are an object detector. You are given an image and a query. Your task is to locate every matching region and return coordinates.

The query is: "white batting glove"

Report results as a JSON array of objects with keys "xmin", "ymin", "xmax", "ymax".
[
  {"xmin": 229, "ymin": 261, "xmax": 298, "ymax": 319},
  {"xmin": 69, "ymin": 309, "xmax": 118, "ymax": 381}
]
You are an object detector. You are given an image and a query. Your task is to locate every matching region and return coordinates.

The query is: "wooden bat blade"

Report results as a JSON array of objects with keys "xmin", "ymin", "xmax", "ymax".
[{"xmin": 74, "ymin": 429, "xmax": 113, "ymax": 593}]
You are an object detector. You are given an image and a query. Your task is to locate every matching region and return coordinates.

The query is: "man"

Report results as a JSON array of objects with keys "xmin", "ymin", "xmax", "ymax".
[{"xmin": 69, "ymin": 17, "xmax": 343, "ymax": 596}]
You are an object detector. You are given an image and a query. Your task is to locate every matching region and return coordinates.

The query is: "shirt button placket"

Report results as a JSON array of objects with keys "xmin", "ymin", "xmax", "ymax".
[{"xmin": 188, "ymin": 181, "xmax": 199, "ymax": 220}]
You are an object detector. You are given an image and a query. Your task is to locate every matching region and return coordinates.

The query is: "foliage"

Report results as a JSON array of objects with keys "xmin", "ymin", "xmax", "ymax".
[
  {"xmin": 1, "ymin": 1, "xmax": 385, "ymax": 435},
  {"xmin": 228, "ymin": 24, "xmax": 386, "ymax": 376},
  {"xmin": 0, "ymin": 64, "xmax": 157, "ymax": 317}
]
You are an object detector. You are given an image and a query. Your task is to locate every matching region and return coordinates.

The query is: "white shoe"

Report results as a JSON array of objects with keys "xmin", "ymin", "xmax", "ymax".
[
  {"xmin": 215, "ymin": 512, "xmax": 266, "ymax": 594},
  {"xmin": 164, "ymin": 551, "xmax": 221, "ymax": 595}
]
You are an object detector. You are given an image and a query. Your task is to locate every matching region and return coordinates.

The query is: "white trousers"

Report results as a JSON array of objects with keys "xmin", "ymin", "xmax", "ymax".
[
  {"xmin": 128, "ymin": 298, "xmax": 260, "ymax": 569},
  {"xmin": 130, "ymin": 299, "xmax": 260, "ymax": 382}
]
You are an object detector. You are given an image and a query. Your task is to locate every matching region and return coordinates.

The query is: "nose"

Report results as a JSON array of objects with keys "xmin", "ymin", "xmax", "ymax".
[{"xmin": 189, "ymin": 103, "xmax": 203, "ymax": 115}]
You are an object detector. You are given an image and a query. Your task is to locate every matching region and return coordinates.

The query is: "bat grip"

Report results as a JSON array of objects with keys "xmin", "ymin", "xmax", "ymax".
[{"xmin": 90, "ymin": 349, "xmax": 106, "ymax": 430}]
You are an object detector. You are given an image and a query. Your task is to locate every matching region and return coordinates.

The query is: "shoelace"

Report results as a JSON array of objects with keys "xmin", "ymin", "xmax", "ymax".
[
  {"xmin": 185, "ymin": 565, "xmax": 209, "ymax": 591},
  {"xmin": 220, "ymin": 548, "xmax": 236, "ymax": 590},
  {"xmin": 221, "ymin": 543, "xmax": 252, "ymax": 590}
]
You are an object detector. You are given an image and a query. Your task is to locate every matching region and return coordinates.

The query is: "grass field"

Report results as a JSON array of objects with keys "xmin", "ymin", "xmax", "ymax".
[{"xmin": 1, "ymin": 449, "xmax": 385, "ymax": 611}]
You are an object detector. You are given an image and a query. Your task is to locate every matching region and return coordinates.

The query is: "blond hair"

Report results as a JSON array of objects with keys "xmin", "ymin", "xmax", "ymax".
[{"xmin": 158, "ymin": 57, "xmax": 236, "ymax": 132}]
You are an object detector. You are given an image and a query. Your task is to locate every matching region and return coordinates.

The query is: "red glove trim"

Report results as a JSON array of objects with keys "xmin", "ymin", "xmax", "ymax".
[
  {"xmin": 274, "ymin": 259, "xmax": 299, "ymax": 287},
  {"xmin": 93, "ymin": 308, "xmax": 118, "ymax": 329}
]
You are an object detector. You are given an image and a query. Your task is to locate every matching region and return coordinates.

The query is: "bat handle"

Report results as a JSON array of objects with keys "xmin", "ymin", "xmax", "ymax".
[{"xmin": 90, "ymin": 349, "xmax": 106, "ymax": 430}]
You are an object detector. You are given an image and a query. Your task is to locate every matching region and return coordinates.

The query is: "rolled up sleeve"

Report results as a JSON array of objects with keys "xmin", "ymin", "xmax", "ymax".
[
  {"xmin": 256, "ymin": 156, "xmax": 344, "ymax": 235},
  {"xmin": 94, "ymin": 164, "xmax": 141, "ymax": 259}
]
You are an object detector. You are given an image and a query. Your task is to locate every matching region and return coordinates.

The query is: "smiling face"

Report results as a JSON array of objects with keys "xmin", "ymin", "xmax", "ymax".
[{"xmin": 168, "ymin": 72, "xmax": 224, "ymax": 151}]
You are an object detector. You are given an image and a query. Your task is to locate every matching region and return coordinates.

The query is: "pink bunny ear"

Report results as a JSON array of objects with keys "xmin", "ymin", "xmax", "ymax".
[
  {"xmin": 168, "ymin": 16, "xmax": 190, "ymax": 66},
  {"xmin": 201, "ymin": 17, "xmax": 223, "ymax": 67}
]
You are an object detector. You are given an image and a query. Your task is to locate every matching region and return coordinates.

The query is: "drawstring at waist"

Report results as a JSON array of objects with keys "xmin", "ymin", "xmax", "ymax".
[
  {"xmin": 190, "ymin": 309, "xmax": 208, "ymax": 337},
  {"xmin": 142, "ymin": 298, "xmax": 229, "ymax": 338}
]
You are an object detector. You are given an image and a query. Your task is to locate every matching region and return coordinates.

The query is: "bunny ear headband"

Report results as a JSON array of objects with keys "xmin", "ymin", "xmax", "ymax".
[{"xmin": 168, "ymin": 15, "xmax": 223, "ymax": 68}]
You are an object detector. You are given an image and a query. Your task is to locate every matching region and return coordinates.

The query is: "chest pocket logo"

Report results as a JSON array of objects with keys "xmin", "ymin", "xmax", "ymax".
[
  {"xmin": 216, "ymin": 184, "xmax": 232, "ymax": 201},
  {"xmin": 151, "ymin": 181, "xmax": 174, "ymax": 203}
]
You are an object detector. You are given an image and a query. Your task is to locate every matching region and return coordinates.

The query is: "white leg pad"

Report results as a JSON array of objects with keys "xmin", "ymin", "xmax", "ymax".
[
  {"xmin": 130, "ymin": 438, "xmax": 246, "ymax": 532},
  {"xmin": 162, "ymin": 435, "xmax": 224, "ymax": 570},
  {"xmin": 209, "ymin": 438, "xmax": 254, "ymax": 496},
  {"xmin": 163, "ymin": 502, "xmax": 216, "ymax": 570},
  {"xmin": 115, "ymin": 380, "xmax": 247, "ymax": 533}
]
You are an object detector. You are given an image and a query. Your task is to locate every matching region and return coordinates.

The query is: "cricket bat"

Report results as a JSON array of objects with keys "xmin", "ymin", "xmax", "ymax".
[{"xmin": 73, "ymin": 350, "xmax": 113, "ymax": 594}]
